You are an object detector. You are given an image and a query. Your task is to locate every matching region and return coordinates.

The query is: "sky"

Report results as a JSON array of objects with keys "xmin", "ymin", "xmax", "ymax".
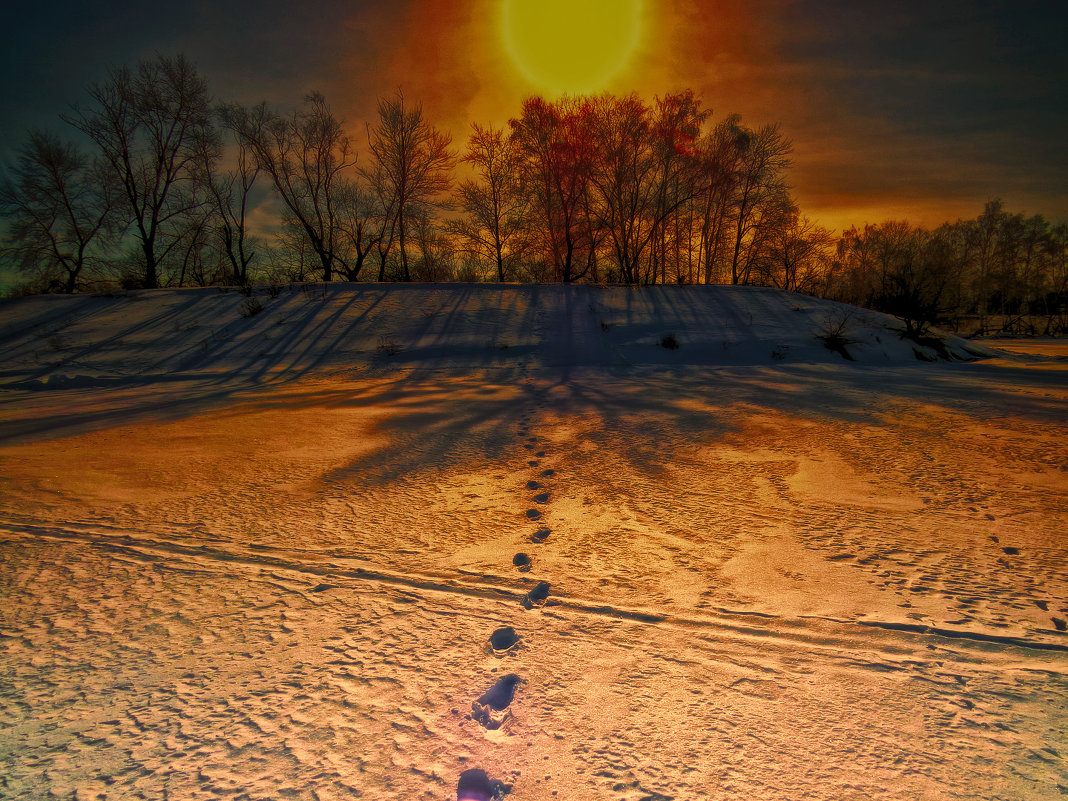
[{"xmin": 1, "ymin": 0, "xmax": 1065, "ymax": 235}]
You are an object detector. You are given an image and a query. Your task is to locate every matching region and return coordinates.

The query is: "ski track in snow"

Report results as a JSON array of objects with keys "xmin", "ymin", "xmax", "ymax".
[{"xmin": 0, "ymin": 287, "xmax": 1066, "ymax": 799}]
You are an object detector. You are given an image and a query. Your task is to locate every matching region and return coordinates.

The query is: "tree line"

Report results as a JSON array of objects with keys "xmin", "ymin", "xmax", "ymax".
[
  {"xmin": 2, "ymin": 53, "xmax": 1065, "ymax": 336},
  {"xmin": 827, "ymin": 203, "xmax": 1068, "ymax": 336}
]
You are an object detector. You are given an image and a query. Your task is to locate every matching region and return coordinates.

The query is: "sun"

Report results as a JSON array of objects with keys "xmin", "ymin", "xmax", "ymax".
[{"xmin": 501, "ymin": 0, "xmax": 643, "ymax": 96}]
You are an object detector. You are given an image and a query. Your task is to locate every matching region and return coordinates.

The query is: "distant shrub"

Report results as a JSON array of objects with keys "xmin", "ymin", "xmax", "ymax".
[
  {"xmin": 241, "ymin": 297, "xmax": 264, "ymax": 317},
  {"xmin": 816, "ymin": 310, "xmax": 855, "ymax": 360},
  {"xmin": 660, "ymin": 333, "xmax": 679, "ymax": 350},
  {"xmin": 905, "ymin": 331, "xmax": 951, "ymax": 360},
  {"xmin": 377, "ymin": 334, "xmax": 399, "ymax": 356}
]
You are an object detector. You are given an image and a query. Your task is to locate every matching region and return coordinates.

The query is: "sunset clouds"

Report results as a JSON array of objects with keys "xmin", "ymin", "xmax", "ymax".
[{"xmin": 1, "ymin": 0, "xmax": 1064, "ymax": 233}]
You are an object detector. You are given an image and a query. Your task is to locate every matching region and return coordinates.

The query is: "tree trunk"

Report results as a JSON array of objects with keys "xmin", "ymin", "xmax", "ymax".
[
  {"xmin": 143, "ymin": 242, "xmax": 158, "ymax": 289},
  {"xmin": 399, "ymin": 214, "xmax": 411, "ymax": 281}
]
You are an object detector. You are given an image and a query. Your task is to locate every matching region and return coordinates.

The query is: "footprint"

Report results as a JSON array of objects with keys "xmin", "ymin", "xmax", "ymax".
[
  {"xmin": 457, "ymin": 768, "xmax": 512, "ymax": 800},
  {"xmin": 540, "ymin": 469, "xmax": 555, "ymax": 477},
  {"xmin": 530, "ymin": 528, "xmax": 551, "ymax": 543},
  {"xmin": 489, "ymin": 626, "xmax": 520, "ymax": 654},
  {"xmin": 528, "ymin": 461, "xmax": 539, "ymax": 467},
  {"xmin": 513, "ymin": 553, "xmax": 532, "ymax": 572},
  {"xmin": 535, "ymin": 451, "xmax": 547, "ymax": 457},
  {"xmin": 1053, "ymin": 617, "xmax": 1067, "ymax": 632},
  {"xmin": 522, "ymin": 581, "xmax": 550, "ymax": 609},
  {"xmin": 311, "ymin": 583, "xmax": 334, "ymax": 593},
  {"xmin": 526, "ymin": 481, "xmax": 542, "ymax": 490},
  {"xmin": 1035, "ymin": 600, "xmax": 1049, "ymax": 611},
  {"xmin": 533, "ymin": 493, "xmax": 550, "ymax": 504},
  {"xmin": 472, "ymin": 674, "xmax": 523, "ymax": 730},
  {"xmin": 1001, "ymin": 546, "xmax": 1020, "ymax": 555},
  {"xmin": 525, "ymin": 509, "xmax": 542, "ymax": 520}
]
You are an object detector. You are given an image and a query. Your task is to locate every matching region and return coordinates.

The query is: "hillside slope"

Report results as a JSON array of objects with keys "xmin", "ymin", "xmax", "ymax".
[{"xmin": 0, "ymin": 283, "xmax": 993, "ymax": 388}]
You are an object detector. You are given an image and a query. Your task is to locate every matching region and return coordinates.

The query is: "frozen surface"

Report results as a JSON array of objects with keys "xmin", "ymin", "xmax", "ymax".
[{"xmin": 0, "ymin": 285, "xmax": 1065, "ymax": 800}]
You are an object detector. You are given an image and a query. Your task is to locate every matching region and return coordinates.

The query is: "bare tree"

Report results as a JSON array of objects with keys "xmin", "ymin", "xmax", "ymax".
[
  {"xmin": 451, "ymin": 122, "xmax": 529, "ymax": 281},
  {"xmin": 1042, "ymin": 223, "xmax": 1068, "ymax": 335},
  {"xmin": 762, "ymin": 207, "xmax": 834, "ymax": 293},
  {"xmin": 171, "ymin": 201, "xmax": 223, "ymax": 287},
  {"xmin": 587, "ymin": 93, "xmax": 657, "ymax": 285},
  {"xmin": 831, "ymin": 221, "xmax": 954, "ymax": 338},
  {"xmin": 66, "ymin": 53, "xmax": 216, "ymax": 289},
  {"xmin": 509, "ymin": 96, "xmax": 597, "ymax": 283},
  {"xmin": 965, "ymin": 199, "xmax": 1006, "ymax": 333},
  {"xmin": 587, "ymin": 92, "xmax": 706, "ymax": 285},
  {"xmin": 878, "ymin": 227, "xmax": 956, "ymax": 339},
  {"xmin": 227, "ymin": 93, "xmax": 354, "ymax": 282},
  {"xmin": 693, "ymin": 115, "xmax": 745, "ymax": 284},
  {"xmin": 272, "ymin": 215, "xmax": 320, "ymax": 283},
  {"xmin": 726, "ymin": 123, "xmax": 792, "ymax": 285},
  {"xmin": 335, "ymin": 178, "xmax": 381, "ymax": 282},
  {"xmin": 0, "ymin": 130, "xmax": 121, "ymax": 293},
  {"xmin": 366, "ymin": 90, "xmax": 456, "ymax": 281},
  {"xmin": 363, "ymin": 156, "xmax": 400, "ymax": 281},
  {"xmin": 410, "ymin": 209, "xmax": 454, "ymax": 281},
  {"xmin": 643, "ymin": 91, "xmax": 707, "ymax": 285},
  {"xmin": 203, "ymin": 108, "xmax": 262, "ymax": 285}
]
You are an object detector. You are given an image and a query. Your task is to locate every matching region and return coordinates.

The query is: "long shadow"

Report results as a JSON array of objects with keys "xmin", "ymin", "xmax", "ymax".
[
  {"xmin": 2, "ymin": 286, "xmax": 1065, "ymax": 462},
  {"xmin": 2, "ymin": 349, "xmax": 1064, "ymax": 488},
  {"xmin": 245, "ymin": 287, "xmax": 379, "ymax": 380},
  {"xmin": 4, "ymin": 293, "xmax": 216, "ymax": 383},
  {"xmin": 0, "ymin": 295, "xmax": 104, "ymax": 350},
  {"xmin": 0, "ymin": 375, "xmax": 256, "ymax": 445},
  {"xmin": 316, "ymin": 353, "xmax": 1068, "ymax": 492}
]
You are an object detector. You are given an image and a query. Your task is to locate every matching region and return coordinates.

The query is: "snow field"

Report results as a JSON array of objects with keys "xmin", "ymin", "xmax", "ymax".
[{"xmin": 0, "ymin": 285, "xmax": 1065, "ymax": 799}]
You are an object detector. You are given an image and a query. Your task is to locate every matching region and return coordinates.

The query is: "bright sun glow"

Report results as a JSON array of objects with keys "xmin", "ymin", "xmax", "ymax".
[{"xmin": 502, "ymin": 0, "xmax": 642, "ymax": 95}]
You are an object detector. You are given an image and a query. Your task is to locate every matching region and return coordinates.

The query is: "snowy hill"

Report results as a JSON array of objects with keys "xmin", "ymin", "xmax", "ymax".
[{"xmin": 0, "ymin": 283, "xmax": 994, "ymax": 388}]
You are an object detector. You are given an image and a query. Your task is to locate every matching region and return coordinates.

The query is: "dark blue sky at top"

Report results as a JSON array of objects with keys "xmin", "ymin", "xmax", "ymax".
[
  {"xmin": 762, "ymin": 1, "xmax": 1067, "ymax": 221},
  {"xmin": 1, "ymin": 0, "xmax": 1065, "ymax": 228}
]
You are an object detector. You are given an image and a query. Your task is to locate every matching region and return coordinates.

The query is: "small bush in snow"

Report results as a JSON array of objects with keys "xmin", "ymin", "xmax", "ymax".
[
  {"xmin": 817, "ymin": 310, "xmax": 855, "ymax": 360},
  {"xmin": 241, "ymin": 297, "xmax": 264, "ymax": 318},
  {"xmin": 660, "ymin": 333, "xmax": 679, "ymax": 350},
  {"xmin": 377, "ymin": 334, "xmax": 399, "ymax": 356}
]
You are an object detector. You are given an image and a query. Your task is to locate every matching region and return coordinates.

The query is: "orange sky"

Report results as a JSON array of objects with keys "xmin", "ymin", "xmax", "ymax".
[
  {"xmin": 2, "ymin": 0, "xmax": 1065, "ymax": 236},
  {"xmin": 305, "ymin": 0, "xmax": 1064, "ymax": 233}
]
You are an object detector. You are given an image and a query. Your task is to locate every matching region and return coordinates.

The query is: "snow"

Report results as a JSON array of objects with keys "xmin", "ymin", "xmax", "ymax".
[{"xmin": 0, "ymin": 284, "xmax": 1065, "ymax": 800}]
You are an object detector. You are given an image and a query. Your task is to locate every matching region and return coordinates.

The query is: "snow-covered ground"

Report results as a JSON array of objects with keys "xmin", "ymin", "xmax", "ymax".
[{"xmin": 0, "ymin": 284, "xmax": 1065, "ymax": 800}]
